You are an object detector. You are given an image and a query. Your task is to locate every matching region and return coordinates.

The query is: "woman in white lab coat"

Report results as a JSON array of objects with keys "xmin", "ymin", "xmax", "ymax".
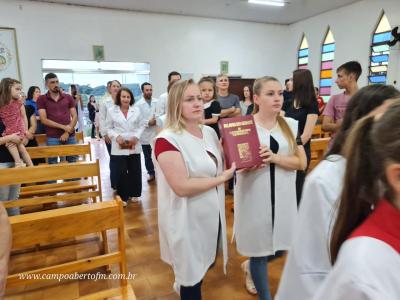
[
  {"xmin": 153, "ymin": 79, "xmax": 235, "ymax": 300},
  {"xmin": 313, "ymin": 101, "xmax": 400, "ymax": 300},
  {"xmin": 276, "ymin": 85, "xmax": 400, "ymax": 300},
  {"xmin": 234, "ymin": 76, "xmax": 307, "ymax": 300},
  {"xmin": 105, "ymin": 87, "xmax": 145, "ymax": 205}
]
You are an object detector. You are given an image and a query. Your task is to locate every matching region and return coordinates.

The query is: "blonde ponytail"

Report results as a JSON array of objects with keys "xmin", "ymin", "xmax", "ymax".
[{"xmin": 277, "ymin": 116, "xmax": 297, "ymax": 154}]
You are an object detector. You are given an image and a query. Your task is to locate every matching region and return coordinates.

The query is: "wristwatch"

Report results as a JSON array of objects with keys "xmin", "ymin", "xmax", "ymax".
[{"xmin": 296, "ymin": 136, "xmax": 303, "ymax": 145}]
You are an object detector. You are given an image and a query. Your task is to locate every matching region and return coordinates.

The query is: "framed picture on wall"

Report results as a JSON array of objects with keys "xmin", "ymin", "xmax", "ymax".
[
  {"xmin": 0, "ymin": 27, "xmax": 21, "ymax": 80},
  {"xmin": 93, "ymin": 45, "xmax": 105, "ymax": 62}
]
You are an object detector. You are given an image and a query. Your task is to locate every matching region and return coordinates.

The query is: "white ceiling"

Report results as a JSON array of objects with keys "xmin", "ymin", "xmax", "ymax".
[{"xmin": 28, "ymin": 0, "xmax": 362, "ymax": 24}]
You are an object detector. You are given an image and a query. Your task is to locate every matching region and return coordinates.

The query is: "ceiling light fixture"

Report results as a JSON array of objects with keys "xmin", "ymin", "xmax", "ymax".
[{"xmin": 248, "ymin": 0, "xmax": 285, "ymax": 7}]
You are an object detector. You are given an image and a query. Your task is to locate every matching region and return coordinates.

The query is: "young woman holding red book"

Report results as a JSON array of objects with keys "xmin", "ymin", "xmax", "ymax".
[{"xmin": 234, "ymin": 76, "xmax": 306, "ymax": 300}]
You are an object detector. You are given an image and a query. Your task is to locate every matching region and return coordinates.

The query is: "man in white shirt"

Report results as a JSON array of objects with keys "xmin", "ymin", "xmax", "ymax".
[
  {"xmin": 156, "ymin": 71, "xmax": 181, "ymax": 116},
  {"xmin": 99, "ymin": 81, "xmax": 116, "ymax": 151},
  {"xmin": 98, "ymin": 81, "xmax": 112, "ymax": 109},
  {"xmin": 98, "ymin": 80, "xmax": 121, "ymax": 189},
  {"xmin": 136, "ymin": 82, "xmax": 158, "ymax": 182}
]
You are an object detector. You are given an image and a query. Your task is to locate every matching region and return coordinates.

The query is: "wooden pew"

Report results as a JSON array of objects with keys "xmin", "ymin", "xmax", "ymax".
[
  {"xmin": 26, "ymin": 143, "xmax": 92, "ymax": 162},
  {"xmin": 0, "ymin": 160, "xmax": 102, "ymax": 206},
  {"xmin": 6, "ymin": 200, "xmax": 136, "ymax": 299},
  {"xmin": 2, "ymin": 160, "xmax": 108, "ymax": 265},
  {"xmin": 312, "ymin": 124, "xmax": 332, "ymax": 139},
  {"xmin": 312, "ymin": 124, "xmax": 323, "ymax": 139},
  {"xmin": 309, "ymin": 138, "xmax": 330, "ymax": 171},
  {"xmin": 34, "ymin": 131, "xmax": 84, "ymax": 146}
]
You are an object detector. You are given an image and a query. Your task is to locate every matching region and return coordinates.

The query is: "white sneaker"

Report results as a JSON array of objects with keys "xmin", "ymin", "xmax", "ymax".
[
  {"xmin": 122, "ymin": 201, "xmax": 127, "ymax": 207},
  {"xmin": 173, "ymin": 282, "xmax": 180, "ymax": 296},
  {"xmin": 241, "ymin": 260, "xmax": 257, "ymax": 295},
  {"xmin": 129, "ymin": 197, "xmax": 140, "ymax": 203}
]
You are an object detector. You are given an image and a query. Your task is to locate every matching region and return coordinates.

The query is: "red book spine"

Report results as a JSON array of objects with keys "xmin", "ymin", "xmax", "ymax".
[{"xmin": 219, "ymin": 115, "xmax": 263, "ymax": 169}]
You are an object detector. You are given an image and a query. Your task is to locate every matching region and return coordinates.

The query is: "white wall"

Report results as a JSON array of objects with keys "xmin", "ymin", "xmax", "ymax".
[
  {"xmin": 287, "ymin": 0, "xmax": 400, "ymax": 94},
  {"xmin": 2, "ymin": 0, "xmax": 400, "ymax": 96},
  {"xmin": 0, "ymin": 0, "xmax": 288, "ymax": 96}
]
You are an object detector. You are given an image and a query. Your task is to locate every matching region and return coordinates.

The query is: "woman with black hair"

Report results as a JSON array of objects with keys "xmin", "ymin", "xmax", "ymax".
[
  {"xmin": 87, "ymin": 95, "xmax": 98, "ymax": 139},
  {"xmin": 70, "ymin": 84, "xmax": 84, "ymax": 132},
  {"xmin": 25, "ymin": 86, "xmax": 44, "ymax": 134},
  {"xmin": 240, "ymin": 85, "xmax": 253, "ymax": 115},
  {"xmin": 282, "ymin": 69, "xmax": 318, "ymax": 204}
]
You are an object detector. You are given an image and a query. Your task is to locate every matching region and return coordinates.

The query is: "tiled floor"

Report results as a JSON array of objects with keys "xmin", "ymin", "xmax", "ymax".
[{"xmin": 5, "ymin": 139, "xmax": 286, "ymax": 300}]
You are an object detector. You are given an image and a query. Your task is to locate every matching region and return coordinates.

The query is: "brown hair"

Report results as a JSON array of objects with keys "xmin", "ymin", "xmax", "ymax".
[
  {"xmin": 0, "ymin": 78, "xmax": 21, "ymax": 108},
  {"xmin": 242, "ymin": 85, "xmax": 253, "ymax": 103},
  {"xmin": 330, "ymin": 101, "xmax": 400, "ymax": 264},
  {"xmin": 292, "ymin": 69, "xmax": 316, "ymax": 108},
  {"xmin": 165, "ymin": 79, "xmax": 195, "ymax": 131},
  {"xmin": 198, "ymin": 77, "xmax": 217, "ymax": 101},
  {"xmin": 252, "ymin": 76, "xmax": 297, "ymax": 154},
  {"xmin": 115, "ymin": 87, "xmax": 134, "ymax": 106}
]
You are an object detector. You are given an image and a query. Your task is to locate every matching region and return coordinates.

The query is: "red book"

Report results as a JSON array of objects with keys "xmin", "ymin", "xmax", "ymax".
[{"xmin": 219, "ymin": 115, "xmax": 263, "ymax": 169}]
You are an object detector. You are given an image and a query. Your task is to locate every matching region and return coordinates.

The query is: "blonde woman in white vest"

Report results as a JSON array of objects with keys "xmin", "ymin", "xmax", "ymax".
[
  {"xmin": 234, "ymin": 76, "xmax": 307, "ymax": 300},
  {"xmin": 153, "ymin": 79, "xmax": 236, "ymax": 300}
]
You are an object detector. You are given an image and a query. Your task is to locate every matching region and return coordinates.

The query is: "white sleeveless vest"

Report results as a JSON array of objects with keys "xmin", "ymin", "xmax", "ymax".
[
  {"xmin": 154, "ymin": 125, "xmax": 228, "ymax": 286},
  {"xmin": 234, "ymin": 117, "xmax": 298, "ymax": 257}
]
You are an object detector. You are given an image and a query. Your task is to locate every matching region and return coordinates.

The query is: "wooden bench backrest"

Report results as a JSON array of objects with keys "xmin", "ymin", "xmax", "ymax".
[
  {"xmin": 311, "ymin": 137, "xmax": 330, "ymax": 152},
  {"xmin": 312, "ymin": 124, "xmax": 323, "ymax": 139},
  {"xmin": 309, "ymin": 138, "xmax": 330, "ymax": 171},
  {"xmin": 10, "ymin": 201, "xmax": 120, "ymax": 249},
  {"xmin": 7, "ymin": 200, "xmax": 128, "ymax": 289},
  {"xmin": 26, "ymin": 143, "xmax": 92, "ymax": 161},
  {"xmin": 0, "ymin": 160, "xmax": 100, "ymax": 185},
  {"xmin": 34, "ymin": 131, "xmax": 84, "ymax": 145},
  {"xmin": 4, "ymin": 191, "xmax": 100, "ymax": 209}
]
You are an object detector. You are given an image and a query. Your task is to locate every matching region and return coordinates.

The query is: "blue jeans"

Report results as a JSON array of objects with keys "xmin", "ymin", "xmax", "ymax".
[
  {"xmin": 47, "ymin": 136, "xmax": 78, "ymax": 164},
  {"xmin": 249, "ymin": 256, "xmax": 272, "ymax": 300},
  {"xmin": 0, "ymin": 162, "xmax": 20, "ymax": 216}
]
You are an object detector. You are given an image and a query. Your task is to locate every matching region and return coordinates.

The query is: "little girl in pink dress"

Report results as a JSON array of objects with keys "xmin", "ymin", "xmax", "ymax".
[{"xmin": 0, "ymin": 78, "xmax": 33, "ymax": 167}]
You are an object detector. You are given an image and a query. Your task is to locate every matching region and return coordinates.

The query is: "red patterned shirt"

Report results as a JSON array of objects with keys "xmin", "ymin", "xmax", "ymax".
[{"xmin": 0, "ymin": 100, "xmax": 25, "ymax": 137}]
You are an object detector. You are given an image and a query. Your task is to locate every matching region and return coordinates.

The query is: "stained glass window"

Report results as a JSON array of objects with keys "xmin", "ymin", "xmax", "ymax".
[
  {"xmin": 298, "ymin": 34, "xmax": 309, "ymax": 69},
  {"xmin": 369, "ymin": 13, "xmax": 391, "ymax": 84},
  {"xmin": 319, "ymin": 29, "xmax": 335, "ymax": 102}
]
